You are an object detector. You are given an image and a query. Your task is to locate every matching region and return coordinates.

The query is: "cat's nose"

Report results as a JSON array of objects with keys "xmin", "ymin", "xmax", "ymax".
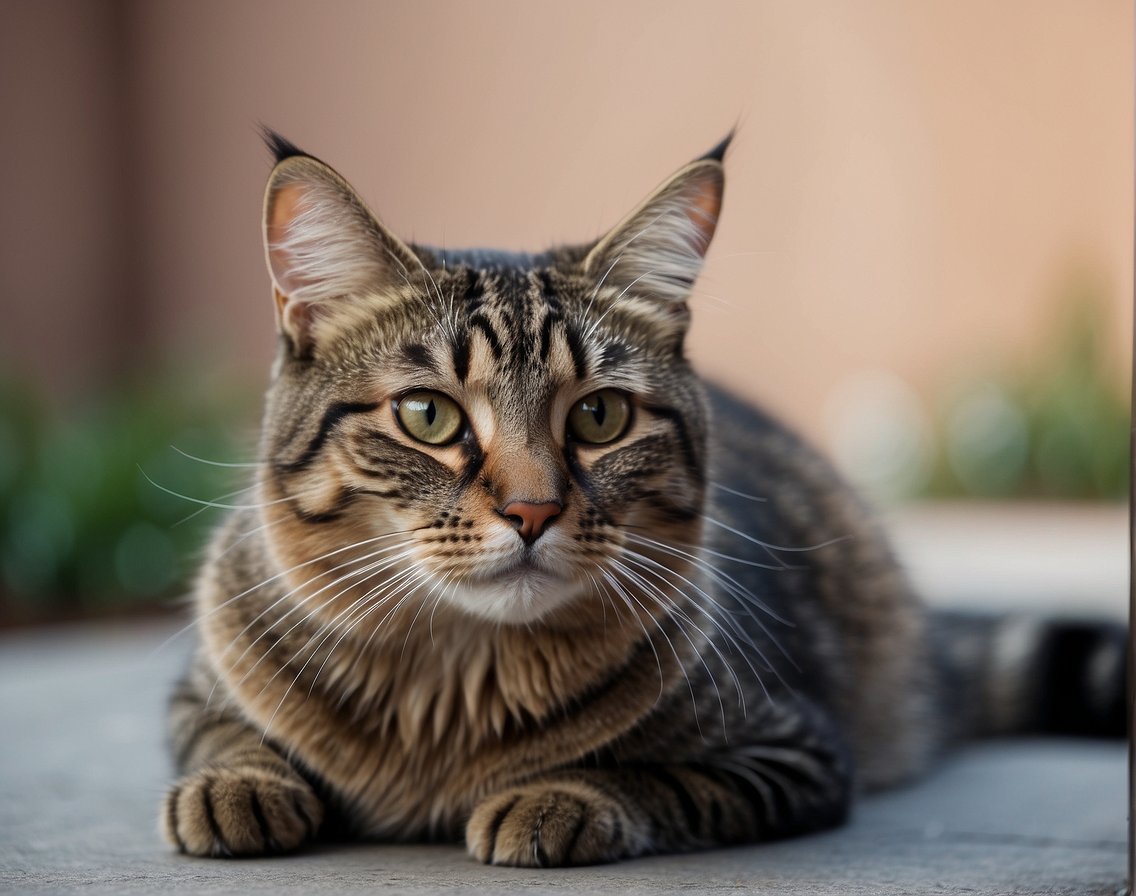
[{"xmin": 499, "ymin": 501, "xmax": 562, "ymax": 545}]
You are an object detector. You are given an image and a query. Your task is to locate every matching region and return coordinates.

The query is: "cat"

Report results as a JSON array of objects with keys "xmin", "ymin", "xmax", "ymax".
[{"xmin": 161, "ymin": 130, "xmax": 1124, "ymax": 866}]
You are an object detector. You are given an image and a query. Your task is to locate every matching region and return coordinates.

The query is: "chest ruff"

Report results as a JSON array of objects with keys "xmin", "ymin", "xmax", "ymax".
[{"xmin": 202, "ymin": 588, "xmax": 697, "ymax": 839}]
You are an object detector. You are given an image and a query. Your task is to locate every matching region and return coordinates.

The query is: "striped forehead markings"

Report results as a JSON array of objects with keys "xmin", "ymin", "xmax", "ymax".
[{"xmin": 444, "ymin": 266, "xmax": 592, "ymax": 383}]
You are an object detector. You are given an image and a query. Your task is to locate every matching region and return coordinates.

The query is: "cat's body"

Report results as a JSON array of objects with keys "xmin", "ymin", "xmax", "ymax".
[{"xmin": 162, "ymin": 134, "xmax": 1122, "ymax": 865}]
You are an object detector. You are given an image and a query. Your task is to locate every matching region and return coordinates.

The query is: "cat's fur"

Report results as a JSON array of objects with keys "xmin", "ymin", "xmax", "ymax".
[{"xmin": 162, "ymin": 132, "xmax": 1124, "ymax": 865}]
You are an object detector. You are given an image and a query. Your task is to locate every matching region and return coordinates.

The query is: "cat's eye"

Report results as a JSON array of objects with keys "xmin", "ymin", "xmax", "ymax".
[
  {"xmin": 567, "ymin": 389, "xmax": 631, "ymax": 445},
  {"xmin": 395, "ymin": 391, "xmax": 465, "ymax": 446}
]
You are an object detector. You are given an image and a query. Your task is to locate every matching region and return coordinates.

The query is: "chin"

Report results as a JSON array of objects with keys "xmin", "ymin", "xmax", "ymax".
[{"xmin": 445, "ymin": 567, "xmax": 589, "ymax": 625}]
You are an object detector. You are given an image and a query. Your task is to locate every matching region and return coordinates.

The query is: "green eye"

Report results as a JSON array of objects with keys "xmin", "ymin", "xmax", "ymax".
[
  {"xmin": 395, "ymin": 391, "xmax": 465, "ymax": 445},
  {"xmin": 567, "ymin": 389, "xmax": 631, "ymax": 445}
]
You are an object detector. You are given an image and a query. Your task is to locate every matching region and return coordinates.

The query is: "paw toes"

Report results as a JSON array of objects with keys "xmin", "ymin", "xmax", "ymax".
[
  {"xmin": 468, "ymin": 786, "xmax": 624, "ymax": 867},
  {"xmin": 163, "ymin": 768, "xmax": 322, "ymax": 857}
]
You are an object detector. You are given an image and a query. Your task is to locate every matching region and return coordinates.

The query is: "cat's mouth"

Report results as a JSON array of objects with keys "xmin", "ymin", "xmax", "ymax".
[
  {"xmin": 467, "ymin": 552, "xmax": 557, "ymax": 588},
  {"xmin": 445, "ymin": 551, "xmax": 588, "ymax": 624}
]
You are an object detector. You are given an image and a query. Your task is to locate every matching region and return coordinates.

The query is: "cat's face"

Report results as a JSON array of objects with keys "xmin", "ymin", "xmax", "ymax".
[{"xmin": 255, "ymin": 137, "xmax": 726, "ymax": 628}]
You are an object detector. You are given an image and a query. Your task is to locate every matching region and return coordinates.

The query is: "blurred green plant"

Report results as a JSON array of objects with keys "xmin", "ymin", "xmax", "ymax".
[
  {"xmin": 0, "ymin": 375, "xmax": 258, "ymax": 621},
  {"xmin": 925, "ymin": 293, "xmax": 1129, "ymax": 500}
]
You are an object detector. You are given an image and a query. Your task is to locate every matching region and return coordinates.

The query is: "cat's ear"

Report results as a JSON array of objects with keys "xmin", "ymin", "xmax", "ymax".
[
  {"xmin": 262, "ymin": 131, "xmax": 419, "ymax": 357},
  {"xmin": 583, "ymin": 134, "xmax": 730, "ymax": 310}
]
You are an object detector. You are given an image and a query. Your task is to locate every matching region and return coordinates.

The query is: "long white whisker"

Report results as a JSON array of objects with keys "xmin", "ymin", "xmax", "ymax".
[
  {"xmin": 709, "ymin": 481, "xmax": 768, "ymax": 503},
  {"xmin": 147, "ymin": 527, "xmax": 420, "ymax": 660},
  {"xmin": 622, "ymin": 531, "xmax": 799, "ymax": 680},
  {"xmin": 170, "ymin": 446, "xmax": 259, "ymax": 468},
  {"xmin": 256, "ymin": 561, "xmax": 427, "ymax": 739},
  {"xmin": 608, "ymin": 556, "xmax": 728, "ymax": 726},
  {"xmin": 623, "ymin": 529, "xmax": 793, "ymax": 627},
  {"xmin": 702, "ymin": 515, "xmax": 851, "ymax": 557},
  {"xmin": 617, "ymin": 547, "xmax": 778, "ymax": 710},
  {"xmin": 238, "ymin": 545, "xmax": 418, "ymax": 694}
]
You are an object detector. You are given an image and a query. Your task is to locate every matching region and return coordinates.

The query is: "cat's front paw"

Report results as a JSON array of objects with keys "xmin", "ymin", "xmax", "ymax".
[
  {"xmin": 467, "ymin": 782, "xmax": 635, "ymax": 867},
  {"xmin": 162, "ymin": 765, "xmax": 322, "ymax": 857}
]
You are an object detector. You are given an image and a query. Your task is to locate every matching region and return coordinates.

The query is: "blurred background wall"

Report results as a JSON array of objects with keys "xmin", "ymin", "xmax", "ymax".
[{"xmin": 0, "ymin": 0, "xmax": 1130, "ymax": 619}]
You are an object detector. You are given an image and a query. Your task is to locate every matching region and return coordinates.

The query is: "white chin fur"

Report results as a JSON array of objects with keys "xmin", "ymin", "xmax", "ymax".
[{"xmin": 446, "ymin": 570, "xmax": 588, "ymax": 625}]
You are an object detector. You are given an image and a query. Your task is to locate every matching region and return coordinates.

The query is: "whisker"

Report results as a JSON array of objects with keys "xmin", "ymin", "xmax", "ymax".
[
  {"xmin": 608, "ymin": 556, "xmax": 730, "ymax": 725},
  {"xmin": 146, "ymin": 527, "xmax": 420, "ymax": 660},
  {"xmin": 617, "ymin": 547, "xmax": 782, "ymax": 709},
  {"xmin": 236, "ymin": 544, "xmax": 418, "ymax": 693},
  {"xmin": 709, "ymin": 481, "xmax": 768, "ymax": 503},
  {"xmin": 170, "ymin": 445, "xmax": 259, "ymax": 468},
  {"xmin": 623, "ymin": 529, "xmax": 793, "ymax": 626},
  {"xmin": 702, "ymin": 515, "xmax": 851, "ymax": 557},
  {"xmin": 138, "ymin": 466, "xmax": 299, "ymax": 512},
  {"xmin": 256, "ymin": 562, "xmax": 427, "ymax": 736}
]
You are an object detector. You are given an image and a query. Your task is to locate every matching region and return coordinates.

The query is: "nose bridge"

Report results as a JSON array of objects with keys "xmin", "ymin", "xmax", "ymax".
[
  {"xmin": 486, "ymin": 433, "xmax": 565, "ymax": 504},
  {"xmin": 483, "ymin": 398, "xmax": 565, "ymax": 503}
]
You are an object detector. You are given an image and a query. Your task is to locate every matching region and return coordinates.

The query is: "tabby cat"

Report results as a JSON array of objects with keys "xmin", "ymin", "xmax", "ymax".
[{"xmin": 162, "ymin": 131, "xmax": 1124, "ymax": 866}]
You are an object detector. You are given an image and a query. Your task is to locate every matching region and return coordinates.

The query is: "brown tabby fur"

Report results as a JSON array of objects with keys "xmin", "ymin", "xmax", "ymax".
[{"xmin": 161, "ymin": 132, "xmax": 1064, "ymax": 866}]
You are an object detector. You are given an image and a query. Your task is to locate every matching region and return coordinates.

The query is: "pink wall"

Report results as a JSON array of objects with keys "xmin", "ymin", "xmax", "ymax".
[{"xmin": 2, "ymin": 1, "xmax": 1131, "ymax": 447}]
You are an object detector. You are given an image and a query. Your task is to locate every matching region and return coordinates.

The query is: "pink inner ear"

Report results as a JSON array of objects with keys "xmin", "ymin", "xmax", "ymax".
[
  {"xmin": 683, "ymin": 171, "xmax": 724, "ymax": 258},
  {"xmin": 266, "ymin": 181, "xmax": 314, "ymax": 298}
]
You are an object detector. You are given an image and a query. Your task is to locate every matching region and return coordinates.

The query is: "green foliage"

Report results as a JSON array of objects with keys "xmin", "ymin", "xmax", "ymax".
[
  {"xmin": 926, "ymin": 296, "xmax": 1129, "ymax": 500},
  {"xmin": 0, "ymin": 376, "xmax": 257, "ymax": 618}
]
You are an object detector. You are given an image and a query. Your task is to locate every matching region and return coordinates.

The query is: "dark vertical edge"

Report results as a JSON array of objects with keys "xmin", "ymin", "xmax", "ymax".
[{"xmin": 1128, "ymin": 33, "xmax": 1135, "ymax": 891}]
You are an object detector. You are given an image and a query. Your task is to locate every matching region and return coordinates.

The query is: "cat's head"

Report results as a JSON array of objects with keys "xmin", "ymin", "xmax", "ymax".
[{"xmin": 256, "ymin": 131, "xmax": 727, "ymax": 628}]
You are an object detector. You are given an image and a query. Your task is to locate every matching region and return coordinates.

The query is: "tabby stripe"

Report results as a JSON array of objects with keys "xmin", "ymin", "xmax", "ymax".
[
  {"xmin": 484, "ymin": 796, "xmax": 521, "ymax": 863},
  {"xmin": 248, "ymin": 789, "xmax": 273, "ymax": 851},
  {"xmin": 167, "ymin": 785, "xmax": 186, "ymax": 853},
  {"xmin": 561, "ymin": 801, "xmax": 590, "ymax": 863},
  {"xmin": 537, "ymin": 271, "xmax": 561, "ymax": 311},
  {"xmin": 457, "ymin": 439, "xmax": 486, "ymax": 491},
  {"xmin": 288, "ymin": 488, "xmax": 355, "ymax": 524},
  {"xmin": 538, "ymin": 313, "xmax": 556, "ymax": 362},
  {"xmin": 452, "ymin": 335, "xmax": 471, "ymax": 383},
  {"xmin": 229, "ymin": 759, "xmax": 295, "ymax": 779},
  {"xmin": 275, "ymin": 401, "xmax": 379, "ymax": 473},
  {"xmin": 200, "ymin": 779, "xmax": 227, "ymax": 854},
  {"xmin": 641, "ymin": 767, "xmax": 701, "ymax": 837},
  {"xmin": 563, "ymin": 324, "xmax": 588, "ymax": 379},
  {"xmin": 750, "ymin": 765, "xmax": 794, "ymax": 830},
  {"xmin": 462, "ymin": 272, "xmax": 485, "ymax": 309},
  {"xmin": 641, "ymin": 403, "xmax": 701, "ymax": 478},
  {"xmin": 563, "ymin": 446, "xmax": 600, "ymax": 505},
  {"xmin": 261, "ymin": 738, "xmax": 292, "ymax": 765},
  {"xmin": 686, "ymin": 765, "xmax": 731, "ymax": 842},
  {"xmin": 174, "ymin": 717, "xmax": 240, "ymax": 770},
  {"xmin": 350, "ymin": 486, "xmax": 409, "ymax": 502},
  {"xmin": 701, "ymin": 765, "xmax": 765, "ymax": 833},
  {"xmin": 598, "ymin": 341, "xmax": 629, "ymax": 372},
  {"xmin": 399, "ymin": 342, "xmax": 437, "ymax": 373},
  {"xmin": 1038, "ymin": 622, "xmax": 1126, "ymax": 736},
  {"xmin": 469, "ymin": 314, "xmax": 504, "ymax": 359},
  {"xmin": 291, "ymin": 792, "xmax": 317, "ymax": 840},
  {"xmin": 537, "ymin": 633, "xmax": 664, "ymax": 729}
]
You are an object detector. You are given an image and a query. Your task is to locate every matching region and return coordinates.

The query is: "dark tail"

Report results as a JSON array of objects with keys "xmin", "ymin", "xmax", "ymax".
[{"xmin": 930, "ymin": 610, "xmax": 1127, "ymax": 741}]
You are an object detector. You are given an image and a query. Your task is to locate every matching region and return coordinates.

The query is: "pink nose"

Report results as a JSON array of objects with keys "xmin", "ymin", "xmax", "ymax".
[{"xmin": 500, "ymin": 501, "xmax": 562, "ymax": 544}]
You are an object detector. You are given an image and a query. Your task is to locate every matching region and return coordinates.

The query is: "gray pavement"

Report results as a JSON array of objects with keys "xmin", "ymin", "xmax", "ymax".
[{"xmin": 0, "ymin": 616, "xmax": 1126, "ymax": 895}]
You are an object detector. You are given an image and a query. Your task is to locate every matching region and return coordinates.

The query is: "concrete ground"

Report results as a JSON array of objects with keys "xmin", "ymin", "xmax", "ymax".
[{"xmin": 0, "ymin": 504, "xmax": 1129, "ymax": 895}]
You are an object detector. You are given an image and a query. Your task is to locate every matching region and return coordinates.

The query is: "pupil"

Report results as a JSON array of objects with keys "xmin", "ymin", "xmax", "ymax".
[
  {"xmin": 592, "ymin": 396, "xmax": 606, "ymax": 426},
  {"xmin": 425, "ymin": 400, "xmax": 436, "ymax": 426}
]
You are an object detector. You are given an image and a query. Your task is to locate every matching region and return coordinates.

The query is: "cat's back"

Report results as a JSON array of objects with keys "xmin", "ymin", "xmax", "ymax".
[{"xmin": 703, "ymin": 383, "xmax": 938, "ymax": 787}]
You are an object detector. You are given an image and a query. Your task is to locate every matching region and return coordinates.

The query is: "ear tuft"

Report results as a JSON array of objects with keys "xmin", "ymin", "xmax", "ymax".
[
  {"xmin": 260, "ymin": 126, "xmax": 310, "ymax": 165},
  {"xmin": 696, "ymin": 130, "xmax": 735, "ymax": 165}
]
